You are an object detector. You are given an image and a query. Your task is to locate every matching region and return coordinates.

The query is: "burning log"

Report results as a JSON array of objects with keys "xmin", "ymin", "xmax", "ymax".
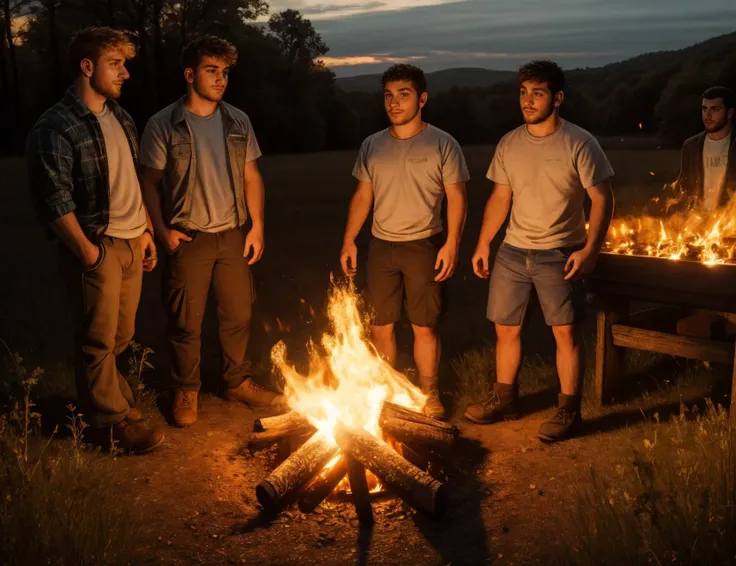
[
  {"xmin": 380, "ymin": 402, "xmax": 458, "ymax": 456},
  {"xmin": 298, "ymin": 457, "xmax": 348, "ymax": 513},
  {"xmin": 247, "ymin": 412, "xmax": 315, "ymax": 450},
  {"xmin": 335, "ymin": 424, "xmax": 448, "ymax": 518},
  {"xmin": 256, "ymin": 432, "xmax": 339, "ymax": 512},
  {"xmin": 346, "ymin": 456, "xmax": 373, "ymax": 525}
]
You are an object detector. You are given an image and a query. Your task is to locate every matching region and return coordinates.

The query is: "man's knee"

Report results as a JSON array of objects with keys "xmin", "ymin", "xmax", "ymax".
[
  {"xmin": 552, "ymin": 324, "xmax": 583, "ymax": 348},
  {"xmin": 372, "ymin": 323, "xmax": 395, "ymax": 339},
  {"xmin": 495, "ymin": 324, "xmax": 522, "ymax": 343},
  {"xmin": 411, "ymin": 324, "xmax": 437, "ymax": 341}
]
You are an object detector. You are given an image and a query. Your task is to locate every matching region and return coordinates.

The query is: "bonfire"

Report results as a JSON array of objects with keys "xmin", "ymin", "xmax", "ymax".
[
  {"xmin": 247, "ymin": 283, "xmax": 457, "ymax": 524},
  {"xmin": 603, "ymin": 184, "xmax": 736, "ymax": 265}
]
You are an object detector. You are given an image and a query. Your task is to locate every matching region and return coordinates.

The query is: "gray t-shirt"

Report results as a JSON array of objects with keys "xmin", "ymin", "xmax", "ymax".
[
  {"xmin": 702, "ymin": 133, "xmax": 731, "ymax": 211},
  {"xmin": 140, "ymin": 105, "xmax": 262, "ymax": 233},
  {"xmin": 487, "ymin": 120, "xmax": 614, "ymax": 250},
  {"xmin": 352, "ymin": 125, "xmax": 470, "ymax": 242},
  {"xmin": 184, "ymin": 108, "xmax": 237, "ymax": 233},
  {"xmin": 94, "ymin": 106, "xmax": 147, "ymax": 239}
]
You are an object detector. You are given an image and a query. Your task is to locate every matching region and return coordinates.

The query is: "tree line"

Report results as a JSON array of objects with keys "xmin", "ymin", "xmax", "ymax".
[{"xmin": 0, "ymin": 3, "xmax": 734, "ymax": 156}]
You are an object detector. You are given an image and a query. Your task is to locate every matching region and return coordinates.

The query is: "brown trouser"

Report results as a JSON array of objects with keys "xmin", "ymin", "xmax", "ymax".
[
  {"xmin": 165, "ymin": 227, "xmax": 254, "ymax": 392},
  {"xmin": 59, "ymin": 236, "xmax": 142, "ymax": 427}
]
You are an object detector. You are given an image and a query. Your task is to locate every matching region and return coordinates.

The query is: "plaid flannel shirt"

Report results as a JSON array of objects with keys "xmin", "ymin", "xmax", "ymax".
[{"xmin": 26, "ymin": 88, "xmax": 140, "ymax": 242}]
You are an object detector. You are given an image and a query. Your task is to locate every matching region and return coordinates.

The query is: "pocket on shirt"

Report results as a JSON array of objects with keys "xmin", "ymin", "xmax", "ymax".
[{"xmin": 171, "ymin": 142, "xmax": 192, "ymax": 160}]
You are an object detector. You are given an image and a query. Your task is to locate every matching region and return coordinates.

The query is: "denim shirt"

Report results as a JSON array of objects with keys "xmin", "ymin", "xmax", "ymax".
[{"xmin": 140, "ymin": 97, "xmax": 260, "ymax": 230}]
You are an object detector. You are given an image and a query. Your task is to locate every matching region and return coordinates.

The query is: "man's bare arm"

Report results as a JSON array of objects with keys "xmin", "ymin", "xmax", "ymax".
[
  {"xmin": 564, "ymin": 179, "xmax": 615, "ymax": 280},
  {"xmin": 243, "ymin": 159, "xmax": 265, "ymax": 264},
  {"xmin": 434, "ymin": 181, "xmax": 467, "ymax": 282},
  {"xmin": 244, "ymin": 159, "xmax": 265, "ymax": 231},
  {"xmin": 140, "ymin": 166, "xmax": 167, "ymax": 235},
  {"xmin": 140, "ymin": 165, "xmax": 191, "ymax": 253},
  {"xmin": 471, "ymin": 183, "xmax": 512, "ymax": 278},
  {"xmin": 585, "ymin": 179, "xmax": 615, "ymax": 254},
  {"xmin": 340, "ymin": 181, "xmax": 374, "ymax": 276}
]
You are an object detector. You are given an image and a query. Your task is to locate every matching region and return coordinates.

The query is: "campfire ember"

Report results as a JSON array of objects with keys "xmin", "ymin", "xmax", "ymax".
[
  {"xmin": 251, "ymin": 283, "xmax": 457, "ymax": 523},
  {"xmin": 602, "ymin": 191, "xmax": 736, "ymax": 265}
]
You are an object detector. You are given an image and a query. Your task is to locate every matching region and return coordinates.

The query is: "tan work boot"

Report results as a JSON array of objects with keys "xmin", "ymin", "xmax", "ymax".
[
  {"xmin": 464, "ymin": 382, "xmax": 520, "ymax": 424},
  {"xmin": 224, "ymin": 378, "xmax": 284, "ymax": 408},
  {"xmin": 172, "ymin": 391, "xmax": 198, "ymax": 427},
  {"xmin": 111, "ymin": 420, "xmax": 165, "ymax": 454},
  {"xmin": 126, "ymin": 407, "xmax": 143, "ymax": 423},
  {"xmin": 537, "ymin": 394, "xmax": 582, "ymax": 443},
  {"xmin": 422, "ymin": 384, "xmax": 446, "ymax": 421}
]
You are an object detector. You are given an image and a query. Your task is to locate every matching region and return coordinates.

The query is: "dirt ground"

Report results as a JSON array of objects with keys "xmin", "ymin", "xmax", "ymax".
[{"xmin": 2, "ymin": 141, "xmax": 721, "ymax": 565}]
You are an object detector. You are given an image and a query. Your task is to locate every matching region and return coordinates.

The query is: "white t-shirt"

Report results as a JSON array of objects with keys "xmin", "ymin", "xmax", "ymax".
[{"xmin": 702, "ymin": 133, "xmax": 731, "ymax": 211}]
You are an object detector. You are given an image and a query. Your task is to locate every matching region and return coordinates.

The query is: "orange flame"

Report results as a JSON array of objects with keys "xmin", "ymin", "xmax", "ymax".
[
  {"xmin": 604, "ymin": 189, "xmax": 736, "ymax": 265},
  {"xmin": 271, "ymin": 282, "xmax": 425, "ymax": 445}
]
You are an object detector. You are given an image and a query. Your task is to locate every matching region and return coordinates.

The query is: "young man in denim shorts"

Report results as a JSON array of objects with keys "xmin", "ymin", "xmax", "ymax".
[
  {"xmin": 340, "ymin": 64, "xmax": 469, "ymax": 420},
  {"xmin": 465, "ymin": 60, "xmax": 615, "ymax": 442}
]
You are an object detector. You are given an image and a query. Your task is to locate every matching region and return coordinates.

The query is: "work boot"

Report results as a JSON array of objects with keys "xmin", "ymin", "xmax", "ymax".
[
  {"xmin": 111, "ymin": 420, "xmax": 165, "ymax": 454},
  {"xmin": 537, "ymin": 394, "xmax": 583, "ymax": 443},
  {"xmin": 224, "ymin": 378, "xmax": 284, "ymax": 409},
  {"xmin": 126, "ymin": 407, "xmax": 143, "ymax": 423},
  {"xmin": 422, "ymin": 384, "xmax": 446, "ymax": 421},
  {"xmin": 464, "ymin": 382, "xmax": 520, "ymax": 424},
  {"xmin": 172, "ymin": 391, "xmax": 198, "ymax": 427}
]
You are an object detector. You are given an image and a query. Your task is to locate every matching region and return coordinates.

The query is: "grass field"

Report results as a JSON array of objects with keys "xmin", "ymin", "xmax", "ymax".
[{"xmin": 2, "ymin": 142, "xmax": 734, "ymax": 565}]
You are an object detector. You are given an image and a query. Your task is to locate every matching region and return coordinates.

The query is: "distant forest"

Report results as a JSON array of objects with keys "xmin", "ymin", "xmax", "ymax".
[{"xmin": 0, "ymin": 0, "xmax": 734, "ymax": 155}]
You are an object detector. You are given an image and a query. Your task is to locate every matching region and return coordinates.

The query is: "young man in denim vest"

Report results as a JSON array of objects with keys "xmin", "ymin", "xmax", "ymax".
[
  {"xmin": 26, "ymin": 27, "xmax": 164, "ymax": 453},
  {"xmin": 140, "ymin": 36, "xmax": 282, "ymax": 427},
  {"xmin": 466, "ymin": 61, "xmax": 615, "ymax": 442}
]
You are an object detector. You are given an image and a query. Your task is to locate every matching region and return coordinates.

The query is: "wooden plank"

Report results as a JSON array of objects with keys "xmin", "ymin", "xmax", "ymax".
[
  {"xmin": 731, "ymin": 338, "xmax": 736, "ymax": 429},
  {"xmin": 589, "ymin": 253, "xmax": 736, "ymax": 312},
  {"xmin": 595, "ymin": 297, "xmax": 629, "ymax": 406},
  {"xmin": 588, "ymin": 280, "xmax": 736, "ymax": 313},
  {"xmin": 628, "ymin": 306, "xmax": 687, "ymax": 330},
  {"xmin": 611, "ymin": 325, "xmax": 734, "ymax": 364}
]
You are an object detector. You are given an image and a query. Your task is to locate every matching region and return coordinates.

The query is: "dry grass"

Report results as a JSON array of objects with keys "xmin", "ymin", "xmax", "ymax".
[
  {"xmin": 0, "ymin": 341, "xmax": 156, "ymax": 565},
  {"xmin": 555, "ymin": 401, "xmax": 736, "ymax": 566}
]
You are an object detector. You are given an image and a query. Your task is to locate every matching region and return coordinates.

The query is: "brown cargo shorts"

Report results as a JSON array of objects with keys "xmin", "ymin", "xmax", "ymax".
[{"xmin": 366, "ymin": 235, "xmax": 444, "ymax": 327}]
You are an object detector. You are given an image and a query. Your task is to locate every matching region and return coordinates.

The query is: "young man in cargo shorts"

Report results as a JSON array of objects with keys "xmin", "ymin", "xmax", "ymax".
[
  {"xmin": 139, "ymin": 36, "xmax": 282, "ymax": 427},
  {"xmin": 466, "ymin": 60, "xmax": 615, "ymax": 442},
  {"xmin": 340, "ymin": 64, "xmax": 469, "ymax": 420}
]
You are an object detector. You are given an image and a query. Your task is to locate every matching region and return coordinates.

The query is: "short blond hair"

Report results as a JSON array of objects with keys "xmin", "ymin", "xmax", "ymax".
[{"xmin": 68, "ymin": 27, "xmax": 136, "ymax": 73}]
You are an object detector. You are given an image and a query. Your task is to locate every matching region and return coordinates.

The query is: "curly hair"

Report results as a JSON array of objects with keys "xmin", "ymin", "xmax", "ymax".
[
  {"xmin": 517, "ymin": 60, "xmax": 565, "ymax": 95},
  {"xmin": 181, "ymin": 36, "xmax": 238, "ymax": 70},
  {"xmin": 68, "ymin": 27, "xmax": 136, "ymax": 73},
  {"xmin": 702, "ymin": 86, "xmax": 734, "ymax": 110},
  {"xmin": 381, "ymin": 64, "xmax": 427, "ymax": 95}
]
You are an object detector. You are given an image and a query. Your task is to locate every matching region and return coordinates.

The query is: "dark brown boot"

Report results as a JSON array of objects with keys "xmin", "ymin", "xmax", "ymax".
[
  {"xmin": 112, "ymin": 420, "xmax": 165, "ymax": 454},
  {"xmin": 464, "ymin": 382, "xmax": 520, "ymax": 424},
  {"xmin": 537, "ymin": 394, "xmax": 582, "ymax": 443},
  {"xmin": 224, "ymin": 378, "xmax": 284, "ymax": 409}
]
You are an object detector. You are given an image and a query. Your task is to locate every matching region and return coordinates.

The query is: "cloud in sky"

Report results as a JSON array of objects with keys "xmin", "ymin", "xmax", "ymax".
[
  {"xmin": 300, "ymin": 0, "xmax": 736, "ymax": 75},
  {"xmin": 265, "ymin": 0, "xmax": 456, "ymax": 20}
]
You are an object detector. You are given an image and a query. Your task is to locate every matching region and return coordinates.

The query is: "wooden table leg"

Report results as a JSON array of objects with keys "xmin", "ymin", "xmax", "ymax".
[
  {"xmin": 595, "ymin": 297, "xmax": 629, "ymax": 406},
  {"xmin": 730, "ymin": 336, "xmax": 736, "ymax": 428}
]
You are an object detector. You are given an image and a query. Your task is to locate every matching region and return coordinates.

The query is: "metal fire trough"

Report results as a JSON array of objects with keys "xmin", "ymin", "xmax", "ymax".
[{"xmin": 587, "ymin": 253, "xmax": 736, "ymax": 423}]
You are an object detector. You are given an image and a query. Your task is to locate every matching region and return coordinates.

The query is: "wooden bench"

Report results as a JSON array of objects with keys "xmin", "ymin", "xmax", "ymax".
[{"xmin": 587, "ymin": 253, "xmax": 736, "ymax": 424}]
